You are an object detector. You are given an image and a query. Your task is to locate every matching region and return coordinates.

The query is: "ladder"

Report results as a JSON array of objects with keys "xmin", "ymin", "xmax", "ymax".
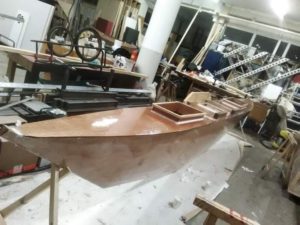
[
  {"xmin": 226, "ymin": 58, "xmax": 290, "ymax": 84},
  {"xmin": 246, "ymin": 68, "xmax": 300, "ymax": 92},
  {"xmin": 223, "ymin": 45, "xmax": 248, "ymax": 58},
  {"xmin": 215, "ymin": 52, "xmax": 268, "ymax": 76}
]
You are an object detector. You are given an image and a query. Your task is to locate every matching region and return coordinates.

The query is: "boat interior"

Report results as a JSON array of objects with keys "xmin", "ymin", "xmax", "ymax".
[{"xmin": 152, "ymin": 96, "xmax": 250, "ymax": 125}]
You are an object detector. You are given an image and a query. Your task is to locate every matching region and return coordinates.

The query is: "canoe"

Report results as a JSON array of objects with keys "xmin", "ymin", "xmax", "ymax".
[{"xmin": 2, "ymin": 98, "xmax": 253, "ymax": 187}]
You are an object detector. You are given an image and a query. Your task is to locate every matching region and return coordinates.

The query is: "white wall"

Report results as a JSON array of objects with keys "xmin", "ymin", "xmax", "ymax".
[
  {"xmin": 138, "ymin": 0, "xmax": 148, "ymax": 18},
  {"xmin": 0, "ymin": 0, "xmax": 54, "ymax": 51},
  {"xmin": 95, "ymin": 0, "xmax": 121, "ymax": 22}
]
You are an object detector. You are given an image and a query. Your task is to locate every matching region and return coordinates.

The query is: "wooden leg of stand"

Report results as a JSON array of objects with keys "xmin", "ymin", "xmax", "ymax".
[
  {"xmin": 203, "ymin": 214, "xmax": 217, "ymax": 225},
  {"xmin": 6, "ymin": 59, "xmax": 16, "ymax": 82},
  {"xmin": 49, "ymin": 164, "xmax": 60, "ymax": 225},
  {"xmin": 0, "ymin": 168, "xmax": 68, "ymax": 218},
  {"xmin": 0, "ymin": 215, "xmax": 6, "ymax": 225}
]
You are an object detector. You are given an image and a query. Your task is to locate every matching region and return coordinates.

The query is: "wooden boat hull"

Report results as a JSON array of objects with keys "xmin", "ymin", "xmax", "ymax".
[
  {"xmin": 4, "ymin": 120, "xmax": 225, "ymax": 187},
  {"xmin": 2, "ymin": 99, "xmax": 252, "ymax": 188}
]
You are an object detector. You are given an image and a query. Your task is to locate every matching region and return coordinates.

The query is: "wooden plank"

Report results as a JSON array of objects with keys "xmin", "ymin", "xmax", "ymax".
[
  {"xmin": 288, "ymin": 172, "xmax": 300, "ymax": 197},
  {"xmin": 7, "ymin": 53, "xmax": 34, "ymax": 71},
  {"xmin": 112, "ymin": 1, "xmax": 124, "ymax": 38},
  {"xmin": 0, "ymin": 45, "xmax": 81, "ymax": 63},
  {"xmin": 193, "ymin": 196, "xmax": 260, "ymax": 225},
  {"xmin": 7, "ymin": 50, "xmax": 147, "ymax": 79}
]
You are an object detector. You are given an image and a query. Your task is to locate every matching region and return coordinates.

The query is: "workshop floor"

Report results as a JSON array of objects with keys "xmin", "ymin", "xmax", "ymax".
[
  {"xmin": 189, "ymin": 132, "xmax": 300, "ymax": 225},
  {"xmin": 1, "ymin": 131, "xmax": 299, "ymax": 225}
]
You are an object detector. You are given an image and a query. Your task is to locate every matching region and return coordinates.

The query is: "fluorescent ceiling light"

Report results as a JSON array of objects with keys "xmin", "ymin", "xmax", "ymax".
[{"xmin": 270, "ymin": 0, "xmax": 289, "ymax": 19}]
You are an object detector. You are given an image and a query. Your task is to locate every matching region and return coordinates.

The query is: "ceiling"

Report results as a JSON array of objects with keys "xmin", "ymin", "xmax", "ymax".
[
  {"xmin": 145, "ymin": 0, "xmax": 300, "ymax": 22},
  {"xmin": 224, "ymin": 0, "xmax": 300, "ymax": 21}
]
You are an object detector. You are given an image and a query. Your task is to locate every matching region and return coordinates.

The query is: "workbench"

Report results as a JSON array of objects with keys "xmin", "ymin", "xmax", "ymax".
[
  {"xmin": 176, "ymin": 70, "xmax": 243, "ymax": 98},
  {"xmin": 5, "ymin": 52, "xmax": 147, "ymax": 90}
]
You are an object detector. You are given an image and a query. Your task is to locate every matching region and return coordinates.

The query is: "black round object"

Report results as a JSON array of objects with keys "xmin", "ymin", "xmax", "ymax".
[
  {"xmin": 74, "ymin": 27, "xmax": 102, "ymax": 62},
  {"xmin": 47, "ymin": 26, "xmax": 74, "ymax": 57},
  {"xmin": 112, "ymin": 48, "xmax": 131, "ymax": 59}
]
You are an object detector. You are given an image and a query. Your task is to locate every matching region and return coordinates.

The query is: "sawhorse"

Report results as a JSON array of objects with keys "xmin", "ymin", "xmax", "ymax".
[
  {"xmin": 193, "ymin": 195, "xmax": 260, "ymax": 225},
  {"xmin": 0, "ymin": 164, "xmax": 69, "ymax": 225}
]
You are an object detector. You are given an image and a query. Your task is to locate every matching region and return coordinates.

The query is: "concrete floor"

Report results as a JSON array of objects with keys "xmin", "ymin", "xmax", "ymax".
[{"xmin": 189, "ymin": 132, "xmax": 300, "ymax": 225}]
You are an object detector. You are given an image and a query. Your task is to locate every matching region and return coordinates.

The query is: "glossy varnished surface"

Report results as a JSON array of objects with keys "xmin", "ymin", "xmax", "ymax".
[
  {"xmin": 5, "ymin": 119, "xmax": 225, "ymax": 187},
  {"xmin": 17, "ymin": 107, "xmax": 213, "ymax": 138},
  {"xmin": 3, "ymin": 100, "xmax": 252, "ymax": 187}
]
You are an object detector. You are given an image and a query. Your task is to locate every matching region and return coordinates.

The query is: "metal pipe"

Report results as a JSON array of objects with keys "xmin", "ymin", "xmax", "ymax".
[
  {"xmin": 282, "ymin": 43, "xmax": 291, "ymax": 58},
  {"xmin": 269, "ymin": 40, "xmax": 281, "ymax": 62},
  {"xmin": 0, "ymin": 13, "xmax": 24, "ymax": 23},
  {"xmin": 248, "ymin": 33, "xmax": 256, "ymax": 47}
]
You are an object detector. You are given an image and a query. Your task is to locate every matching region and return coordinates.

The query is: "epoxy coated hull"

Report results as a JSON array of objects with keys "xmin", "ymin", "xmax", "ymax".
[
  {"xmin": 3, "ymin": 100, "xmax": 252, "ymax": 187},
  {"xmin": 4, "ymin": 121, "xmax": 224, "ymax": 187}
]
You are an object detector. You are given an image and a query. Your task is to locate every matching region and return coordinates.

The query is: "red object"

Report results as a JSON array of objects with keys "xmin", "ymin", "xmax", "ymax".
[
  {"xmin": 293, "ymin": 74, "xmax": 300, "ymax": 83},
  {"xmin": 130, "ymin": 49, "xmax": 138, "ymax": 61},
  {"xmin": 0, "ymin": 163, "xmax": 37, "ymax": 178},
  {"xmin": 95, "ymin": 17, "xmax": 113, "ymax": 36}
]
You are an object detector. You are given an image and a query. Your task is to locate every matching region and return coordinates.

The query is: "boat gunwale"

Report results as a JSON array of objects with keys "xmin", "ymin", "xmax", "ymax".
[{"xmin": 4, "ymin": 100, "xmax": 253, "ymax": 139}]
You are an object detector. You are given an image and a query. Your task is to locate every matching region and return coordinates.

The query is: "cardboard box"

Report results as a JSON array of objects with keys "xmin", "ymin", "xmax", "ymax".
[
  {"xmin": 0, "ymin": 137, "xmax": 38, "ymax": 178},
  {"xmin": 248, "ymin": 102, "xmax": 270, "ymax": 124}
]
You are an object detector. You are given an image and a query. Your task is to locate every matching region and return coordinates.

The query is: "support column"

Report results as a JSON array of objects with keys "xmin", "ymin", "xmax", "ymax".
[{"xmin": 136, "ymin": 0, "xmax": 182, "ymax": 87}]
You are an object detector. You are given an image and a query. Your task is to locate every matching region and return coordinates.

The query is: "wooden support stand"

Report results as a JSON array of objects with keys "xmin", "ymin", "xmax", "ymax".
[
  {"xmin": 0, "ymin": 215, "xmax": 6, "ymax": 225},
  {"xmin": 0, "ymin": 164, "xmax": 69, "ymax": 225},
  {"xmin": 193, "ymin": 195, "xmax": 260, "ymax": 225},
  {"xmin": 260, "ymin": 131, "xmax": 298, "ymax": 181}
]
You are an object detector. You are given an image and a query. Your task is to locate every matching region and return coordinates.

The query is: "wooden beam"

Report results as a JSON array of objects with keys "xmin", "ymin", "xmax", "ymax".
[
  {"xmin": 204, "ymin": 214, "xmax": 217, "ymax": 225},
  {"xmin": 193, "ymin": 196, "xmax": 260, "ymax": 225},
  {"xmin": 0, "ymin": 215, "xmax": 6, "ymax": 225},
  {"xmin": 49, "ymin": 164, "xmax": 60, "ymax": 225},
  {"xmin": 6, "ymin": 59, "xmax": 16, "ymax": 82}
]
